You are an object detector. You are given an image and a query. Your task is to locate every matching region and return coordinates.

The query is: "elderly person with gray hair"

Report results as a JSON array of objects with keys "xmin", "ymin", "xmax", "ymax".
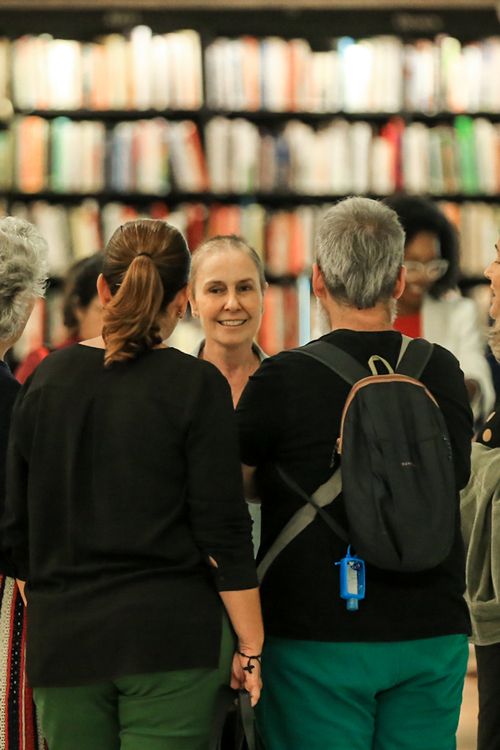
[
  {"xmin": 236, "ymin": 196, "xmax": 473, "ymax": 750},
  {"xmin": 0, "ymin": 216, "xmax": 48, "ymax": 748}
]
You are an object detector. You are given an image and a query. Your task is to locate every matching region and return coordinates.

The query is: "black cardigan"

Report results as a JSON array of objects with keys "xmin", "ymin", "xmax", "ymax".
[{"xmin": 2, "ymin": 345, "xmax": 257, "ymax": 687}]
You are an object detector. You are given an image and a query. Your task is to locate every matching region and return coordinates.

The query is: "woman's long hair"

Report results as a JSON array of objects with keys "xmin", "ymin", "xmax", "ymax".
[{"xmin": 102, "ymin": 219, "xmax": 190, "ymax": 367}]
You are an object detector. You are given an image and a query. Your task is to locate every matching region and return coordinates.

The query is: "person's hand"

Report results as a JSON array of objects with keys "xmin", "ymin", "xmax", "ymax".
[
  {"xmin": 230, "ymin": 651, "xmax": 262, "ymax": 706},
  {"xmin": 16, "ymin": 579, "xmax": 27, "ymax": 606}
]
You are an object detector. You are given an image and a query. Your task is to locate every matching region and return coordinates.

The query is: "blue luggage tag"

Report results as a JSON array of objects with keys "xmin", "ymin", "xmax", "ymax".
[{"xmin": 336, "ymin": 546, "xmax": 365, "ymax": 611}]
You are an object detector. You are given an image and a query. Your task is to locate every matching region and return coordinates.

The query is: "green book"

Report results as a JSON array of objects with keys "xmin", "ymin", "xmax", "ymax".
[{"xmin": 454, "ymin": 115, "xmax": 479, "ymax": 195}]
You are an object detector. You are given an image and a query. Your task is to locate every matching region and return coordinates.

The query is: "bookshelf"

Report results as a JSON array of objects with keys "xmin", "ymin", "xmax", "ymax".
[{"xmin": 1, "ymin": 4, "xmax": 500, "ymax": 356}]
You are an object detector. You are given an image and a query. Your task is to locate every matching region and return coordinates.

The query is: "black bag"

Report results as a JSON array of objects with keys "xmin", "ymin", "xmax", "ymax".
[
  {"xmin": 278, "ymin": 337, "xmax": 456, "ymax": 573},
  {"xmin": 209, "ymin": 687, "xmax": 260, "ymax": 750}
]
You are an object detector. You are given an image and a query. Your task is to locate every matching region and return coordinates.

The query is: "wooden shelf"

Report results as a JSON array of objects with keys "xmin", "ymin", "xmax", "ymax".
[
  {"xmin": 3, "ymin": 191, "xmax": 500, "ymax": 205},
  {"xmin": 0, "ymin": 0, "xmax": 495, "ymax": 8}
]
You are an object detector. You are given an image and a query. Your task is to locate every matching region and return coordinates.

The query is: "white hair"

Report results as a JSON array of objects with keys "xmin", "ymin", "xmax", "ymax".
[
  {"xmin": 0, "ymin": 217, "xmax": 49, "ymax": 340},
  {"xmin": 315, "ymin": 197, "xmax": 405, "ymax": 309}
]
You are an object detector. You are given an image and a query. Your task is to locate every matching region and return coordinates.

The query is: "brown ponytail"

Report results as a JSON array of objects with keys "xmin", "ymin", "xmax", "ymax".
[{"xmin": 102, "ymin": 219, "xmax": 190, "ymax": 367}]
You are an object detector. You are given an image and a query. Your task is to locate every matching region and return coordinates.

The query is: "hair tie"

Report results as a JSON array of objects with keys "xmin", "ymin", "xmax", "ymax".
[{"xmin": 135, "ymin": 252, "xmax": 152, "ymax": 259}]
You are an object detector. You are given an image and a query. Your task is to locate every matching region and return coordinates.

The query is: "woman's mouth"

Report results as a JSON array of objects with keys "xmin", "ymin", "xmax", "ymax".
[{"xmin": 218, "ymin": 320, "xmax": 246, "ymax": 326}]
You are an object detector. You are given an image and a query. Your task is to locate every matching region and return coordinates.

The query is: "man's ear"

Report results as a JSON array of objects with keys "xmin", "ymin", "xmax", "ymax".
[
  {"xmin": 97, "ymin": 274, "xmax": 112, "ymax": 307},
  {"xmin": 393, "ymin": 266, "xmax": 406, "ymax": 300},
  {"xmin": 312, "ymin": 263, "xmax": 327, "ymax": 300}
]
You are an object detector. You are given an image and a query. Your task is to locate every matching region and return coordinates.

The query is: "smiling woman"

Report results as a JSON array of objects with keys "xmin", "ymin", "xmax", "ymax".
[
  {"xmin": 189, "ymin": 235, "xmax": 268, "ymax": 408},
  {"xmin": 189, "ymin": 235, "xmax": 268, "ymax": 555}
]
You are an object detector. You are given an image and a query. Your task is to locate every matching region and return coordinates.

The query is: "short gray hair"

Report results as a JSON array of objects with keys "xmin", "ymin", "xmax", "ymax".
[
  {"xmin": 316, "ymin": 197, "xmax": 405, "ymax": 309},
  {"xmin": 0, "ymin": 217, "xmax": 49, "ymax": 340}
]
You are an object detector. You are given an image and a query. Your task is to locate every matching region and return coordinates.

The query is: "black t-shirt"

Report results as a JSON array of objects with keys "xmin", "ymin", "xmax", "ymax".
[
  {"xmin": 2, "ymin": 344, "xmax": 257, "ymax": 687},
  {"xmin": 237, "ymin": 329, "xmax": 473, "ymax": 643},
  {"xmin": 0, "ymin": 360, "xmax": 21, "ymax": 577}
]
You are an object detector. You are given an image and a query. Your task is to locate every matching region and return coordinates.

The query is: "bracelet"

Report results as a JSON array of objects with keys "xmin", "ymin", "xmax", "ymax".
[{"xmin": 237, "ymin": 651, "xmax": 262, "ymax": 674}]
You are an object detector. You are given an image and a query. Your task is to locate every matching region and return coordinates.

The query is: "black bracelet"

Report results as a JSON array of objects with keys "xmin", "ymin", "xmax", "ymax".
[{"xmin": 237, "ymin": 652, "xmax": 262, "ymax": 674}]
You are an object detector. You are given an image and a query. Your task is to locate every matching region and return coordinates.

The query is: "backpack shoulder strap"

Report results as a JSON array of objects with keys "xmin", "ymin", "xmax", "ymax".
[
  {"xmin": 395, "ymin": 337, "xmax": 434, "ymax": 380},
  {"xmin": 292, "ymin": 340, "xmax": 370, "ymax": 386}
]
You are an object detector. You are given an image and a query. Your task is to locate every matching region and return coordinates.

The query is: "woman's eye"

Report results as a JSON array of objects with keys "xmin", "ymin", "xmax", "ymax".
[
  {"xmin": 239, "ymin": 285, "xmax": 253, "ymax": 292},
  {"xmin": 208, "ymin": 288, "xmax": 222, "ymax": 294}
]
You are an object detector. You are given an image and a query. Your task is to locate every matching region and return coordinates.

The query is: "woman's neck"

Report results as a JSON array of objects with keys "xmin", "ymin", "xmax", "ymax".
[{"xmin": 201, "ymin": 339, "xmax": 260, "ymax": 406}]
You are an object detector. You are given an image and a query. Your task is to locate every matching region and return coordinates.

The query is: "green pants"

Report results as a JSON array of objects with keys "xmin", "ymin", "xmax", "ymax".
[
  {"xmin": 256, "ymin": 634, "xmax": 469, "ymax": 750},
  {"xmin": 33, "ymin": 616, "xmax": 234, "ymax": 750}
]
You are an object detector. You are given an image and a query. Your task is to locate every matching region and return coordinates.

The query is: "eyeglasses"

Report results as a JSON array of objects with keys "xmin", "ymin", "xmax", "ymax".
[{"xmin": 404, "ymin": 259, "xmax": 449, "ymax": 282}]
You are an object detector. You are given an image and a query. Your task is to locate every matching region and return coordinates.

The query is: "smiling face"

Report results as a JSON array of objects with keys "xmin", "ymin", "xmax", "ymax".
[
  {"xmin": 399, "ymin": 231, "xmax": 441, "ymax": 313},
  {"xmin": 485, "ymin": 240, "xmax": 500, "ymax": 320},
  {"xmin": 190, "ymin": 249, "xmax": 264, "ymax": 350}
]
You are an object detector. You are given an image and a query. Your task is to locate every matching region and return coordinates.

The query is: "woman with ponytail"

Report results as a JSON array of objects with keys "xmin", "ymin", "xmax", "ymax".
[{"xmin": 2, "ymin": 219, "xmax": 263, "ymax": 750}]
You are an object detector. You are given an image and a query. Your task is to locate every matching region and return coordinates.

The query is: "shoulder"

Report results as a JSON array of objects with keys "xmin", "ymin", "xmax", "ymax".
[{"xmin": 0, "ymin": 363, "xmax": 20, "ymax": 405}]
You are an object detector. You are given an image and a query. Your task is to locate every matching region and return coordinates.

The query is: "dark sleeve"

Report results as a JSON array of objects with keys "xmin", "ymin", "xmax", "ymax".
[
  {"xmin": 185, "ymin": 363, "xmax": 258, "ymax": 592},
  {"xmin": 236, "ymin": 355, "xmax": 288, "ymax": 467},
  {"xmin": 423, "ymin": 345, "xmax": 474, "ymax": 491},
  {"xmin": 1, "ymin": 384, "xmax": 34, "ymax": 581},
  {"xmin": 0, "ymin": 376, "xmax": 21, "ymax": 576}
]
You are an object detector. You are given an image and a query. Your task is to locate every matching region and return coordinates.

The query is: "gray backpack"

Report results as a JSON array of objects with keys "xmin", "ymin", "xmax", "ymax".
[{"xmin": 257, "ymin": 336, "xmax": 456, "ymax": 580}]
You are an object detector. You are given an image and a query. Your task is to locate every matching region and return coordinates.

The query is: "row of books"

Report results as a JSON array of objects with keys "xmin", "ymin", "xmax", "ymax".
[
  {"xmin": 4, "ymin": 197, "xmax": 498, "ymax": 282},
  {"xmin": 5, "ymin": 27, "xmax": 203, "ymax": 112},
  {"xmin": 206, "ymin": 115, "xmax": 500, "ymax": 197},
  {"xmin": 5, "ymin": 30, "xmax": 500, "ymax": 116},
  {"xmin": 200, "ymin": 34, "xmax": 500, "ymax": 114},
  {"xmin": 1, "ymin": 116, "xmax": 207, "ymax": 194},
  {"xmin": 1, "ymin": 199, "xmax": 319, "ymax": 278},
  {"xmin": 5, "ymin": 113, "xmax": 500, "ymax": 197}
]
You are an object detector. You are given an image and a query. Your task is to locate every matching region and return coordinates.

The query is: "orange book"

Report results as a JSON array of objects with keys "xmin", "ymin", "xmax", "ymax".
[
  {"xmin": 241, "ymin": 36, "xmax": 260, "ymax": 111},
  {"xmin": 258, "ymin": 284, "xmax": 285, "ymax": 355},
  {"xmin": 183, "ymin": 121, "xmax": 209, "ymax": 191},
  {"xmin": 265, "ymin": 212, "xmax": 290, "ymax": 276},
  {"xmin": 288, "ymin": 211, "xmax": 306, "ymax": 276},
  {"xmin": 380, "ymin": 117, "xmax": 405, "ymax": 192},
  {"xmin": 18, "ymin": 116, "xmax": 47, "ymax": 193},
  {"xmin": 208, "ymin": 204, "xmax": 241, "ymax": 237},
  {"xmin": 151, "ymin": 201, "xmax": 169, "ymax": 220}
]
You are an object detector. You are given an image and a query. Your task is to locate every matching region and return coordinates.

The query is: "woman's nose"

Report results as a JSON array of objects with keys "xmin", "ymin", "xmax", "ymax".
[{"xmin": 224, "ymin": 291, "xmax": 241, "ymax": 309}]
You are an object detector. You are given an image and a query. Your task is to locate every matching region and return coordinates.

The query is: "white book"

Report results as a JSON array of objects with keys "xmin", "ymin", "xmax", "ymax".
[
  {"xmin": 403, "ymin": 122, "xmax": 430, "ymax": 193},
  {"xmin": 342, "ymin": 40, "xmax": 372, "ymax": 112},
  {"xmin": 47, "ymin": 39, "xmax": 82, "ymax": 109},
  {"xmin": 463, "ymin": 44, "xmax": 483, "ymax": 113},
  {"xmin": 105, "ymin": 34, "xmax": 129, "ymax": 110},
  {"xmin": 351, "ymin": 121, "xmax": 372, "ymax": 193},
  {"xmin": 130, "ymin": 25, "xmax": 152, "ymax": 110},
  {"xmin": 150, "ymin": 35, "xmax": 170, "ymax": 110},
  {"xmin": 475, "ymin": 118, "xmax": 497, "ymax": 194},
  {"xmin": 327, "ymin": 119, "xmax": 351, "ymax": 194},
  {"xmin": 69, "ymin": 199, "xmax": 102, "ymax": 259},
  {"xmin": 31, "ymin": 201, "xmax": 71, "ymax": 275},
  {"xmin": 230, "ymin": 118, "xmax": 260, "ymax": 192},
  {"xmin": 205, "ymin": 116, "xmax": 231, "ymax": 193}
]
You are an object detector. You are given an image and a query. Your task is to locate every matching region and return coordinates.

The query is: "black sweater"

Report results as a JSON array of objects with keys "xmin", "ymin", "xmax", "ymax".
[
  {"xmin": 0, "ymin": 360, "xmax": 21, "ymax": 577},
  {"xmin": 2, "ymin": 344, "xmax": 257, "ymax": 687},
  {"xmin": 237, "ymin": 330, "xmax": 473, "ymax": 643}
]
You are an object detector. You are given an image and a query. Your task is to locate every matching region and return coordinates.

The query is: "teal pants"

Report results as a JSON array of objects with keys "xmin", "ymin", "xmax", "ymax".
[
  {"xmin": 33, "ymin": 617, "xmax": 234, "ymax": 750},
  {"xmin": 256, "ymin": 634, "xmax": 469, "ymax": 750}
]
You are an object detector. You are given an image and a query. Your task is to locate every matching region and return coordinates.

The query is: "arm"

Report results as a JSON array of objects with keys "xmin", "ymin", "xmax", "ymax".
[
  {"xmin": 220, "ymin": 588, "xmax": 264, "ymax": 705},
  {"xmin": 185, "ymin": 365, "xmax": 262, "ymax": 698}
]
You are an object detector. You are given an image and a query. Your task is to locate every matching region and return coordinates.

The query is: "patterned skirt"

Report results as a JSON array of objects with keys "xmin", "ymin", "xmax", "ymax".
[{"xmin": 0, "ymin": 576, "xmax": 46, "ymax": 749}]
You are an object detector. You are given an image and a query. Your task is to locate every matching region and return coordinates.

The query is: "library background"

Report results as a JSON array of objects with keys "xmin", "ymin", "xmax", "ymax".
[{"xmin": 0, "ymin": 0, "xmax": 498, "ymax": 367}]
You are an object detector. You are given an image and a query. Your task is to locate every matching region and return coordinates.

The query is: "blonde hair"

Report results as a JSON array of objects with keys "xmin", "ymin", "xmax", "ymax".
[
  {"xmin": 190, "ymin": 235, "xmax": 266, "ymax": 297},
  {"xmin": 102, "ymin": 219, "xmax": 190, "ymax": 367}
]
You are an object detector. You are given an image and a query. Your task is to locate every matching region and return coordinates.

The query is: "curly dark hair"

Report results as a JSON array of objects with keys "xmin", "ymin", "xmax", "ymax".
[{"xmin": 385, "ymin": 196, "xmax": 460, "ymax": 299}]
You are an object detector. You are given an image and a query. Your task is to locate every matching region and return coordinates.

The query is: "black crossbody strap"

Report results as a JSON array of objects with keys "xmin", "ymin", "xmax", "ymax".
[
  {"xmin": 395, "ymin": 338, "xmax": 434, "ymax": 380},
  {"xmin": 293, "ymin": 340, "xmax": 370, "ymax": 386},
  {"xmin": 276, "ymin": 466, "xmax": 349, "ymax": 544}
]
